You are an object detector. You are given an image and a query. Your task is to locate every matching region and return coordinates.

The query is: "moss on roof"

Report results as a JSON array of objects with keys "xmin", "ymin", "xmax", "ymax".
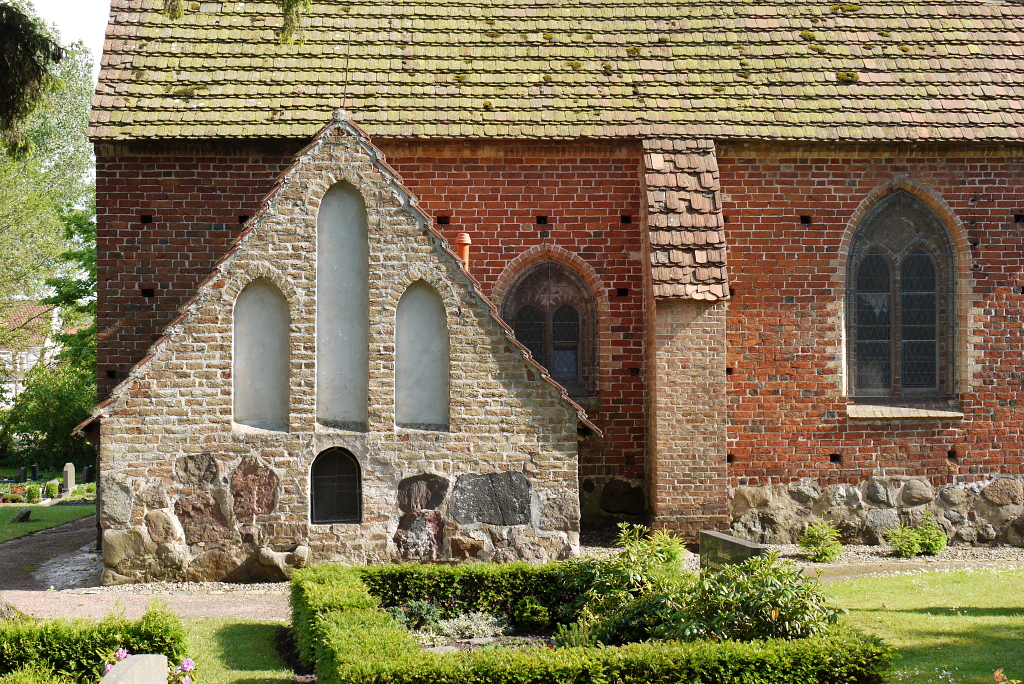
[{"xmin": 90, "ymin": 0, "xmax": 1024, "ymax": 142}]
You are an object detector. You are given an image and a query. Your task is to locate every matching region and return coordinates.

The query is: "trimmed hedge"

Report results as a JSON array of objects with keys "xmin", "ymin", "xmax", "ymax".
[
  {"xmin": 357, "ymin": 563, "xmax": 585, "ymax": 620},
  {"xmin": 290, "ymin": 564, "xmax": 893, "ymax": 684},
  {"xmin": 0, "ymin": 603, "xmax": 187, "ymax": 681}
]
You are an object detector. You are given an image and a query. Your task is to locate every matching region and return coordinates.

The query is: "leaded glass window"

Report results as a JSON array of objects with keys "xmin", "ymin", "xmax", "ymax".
[
  {"xmin": 846, "ymin": 191, "xmax": 954, "ymax": 397},
  {"xmin": 855, "ymin": 255, "xmax": 892, "ymax": 390},
  {"xmin": 311, "ymin": 448, "xmax": 361, "ymax": 524},
  {"xmin": 551, "ymin": 305, "xmax": 580, "ymax": 382},
  {"xmin": 513, "ymin": 306, "xmax": 546, "ymax": 366}
]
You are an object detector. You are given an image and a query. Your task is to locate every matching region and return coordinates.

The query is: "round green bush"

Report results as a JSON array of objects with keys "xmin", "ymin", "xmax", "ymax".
[
  {"xmin": 44, "ymin": 482, "xmax": 59, "ymax": 499},
  {"xmin": 26, "ymin": 485, "xmax": 41, "ymax": 504}
]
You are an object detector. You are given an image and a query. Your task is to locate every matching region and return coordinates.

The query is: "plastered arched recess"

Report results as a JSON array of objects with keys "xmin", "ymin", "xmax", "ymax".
[
  {"xmin": 233, "ymin": 278, "xmax": 290, "ymax": 431},
  {"xmin": 222, "ymin": 262, "xmax": 301, "ymax": 306},
  {"xmin": 395, "ymin": 281, "xmax": 450, "ymax": 428},
  {"xmin": 316, "ymin": 180, "xmax": 370, "ymax": 428},
  {"xmin": 832, "ymin": 176, "xmax": 975, "ymax": 397},
  {"xmin": 382, "ymin": 264, "xmax": 463, "ymax": 327}
]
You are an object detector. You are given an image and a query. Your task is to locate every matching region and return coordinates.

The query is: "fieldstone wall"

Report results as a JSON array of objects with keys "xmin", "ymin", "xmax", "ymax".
[
  {"xmin": 90, "ymin": 113, "xmax": 585, "ymax": 584},
  {"xmin": 730, "ymin": 476, "xmax": 1024, "ymax": 547}
]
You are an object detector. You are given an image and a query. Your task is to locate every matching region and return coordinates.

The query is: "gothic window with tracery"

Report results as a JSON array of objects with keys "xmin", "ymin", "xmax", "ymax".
[
  {"xmin": 847, "ymin": 191, "xmax": 954, "ymax": 397},
  {"xmin": 503, "ymin": 261, "xmax": 597, "ymax": 400}
]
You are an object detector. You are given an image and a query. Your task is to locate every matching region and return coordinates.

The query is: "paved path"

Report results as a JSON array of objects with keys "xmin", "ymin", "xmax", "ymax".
[
  {"xmin": 0, "ymin": 516, "xmax": 98, "ymax": 591},
  {"xmin": 1, "ymin": 589, "xmax": 290, "ymax": 620}
]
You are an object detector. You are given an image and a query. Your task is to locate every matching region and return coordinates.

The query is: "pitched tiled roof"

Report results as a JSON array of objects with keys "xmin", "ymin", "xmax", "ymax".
[
  {"xmin": 644, "ymin": 139, "xmax": 728, "ymax": 300},
  {"xmin": 91, "ymin": 0, "xmax": 1024, "ymax": 142}
]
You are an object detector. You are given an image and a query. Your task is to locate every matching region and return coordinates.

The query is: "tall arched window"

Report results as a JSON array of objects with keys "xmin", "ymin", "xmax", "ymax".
[
  {"xmin": 501, "ymin": 261, "xmax": 597, "ymax": 399},
  {"xmin": 395, "ymin": 281, "xmax": 449, "ymax": 429},
  {"xmin": 310, "ymin": 448, "xmax": 361, "ymax": 524},
  {"xmin": 847, "ymin": 191, "xmax": 954, "ymax": 397},
  {"xmin": 233, "ymin": 278, "xmax": 289, "ymax": 431}
]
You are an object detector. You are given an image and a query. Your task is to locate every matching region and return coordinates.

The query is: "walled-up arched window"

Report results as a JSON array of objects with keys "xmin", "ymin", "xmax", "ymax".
[
  {"xmin": 395, "ymin": 281, "xmax": 449, "ymax": 429},
  {"xmin": 501, "ymin": 260, "xmax": 597, "ymax": 399},
  {"xmin": 316, "ymin": 181, "xmax": 369, "ymax": 429},
  {"xmin": 233, "ymin": 278, "xmax": 290, "ymax": 431},
  {"xmin": 310, "ymin": 448, "xmax": 361, "ymax": 524},
  {"xmin": 847, "ymin": 191, "xmax": 954, "ymax": 397}
]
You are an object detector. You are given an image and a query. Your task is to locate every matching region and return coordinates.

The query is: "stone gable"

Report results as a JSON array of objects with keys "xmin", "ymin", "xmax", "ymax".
[{"xmin": 90, "ymin": 112, "xmax": 587, "ymax": 582}]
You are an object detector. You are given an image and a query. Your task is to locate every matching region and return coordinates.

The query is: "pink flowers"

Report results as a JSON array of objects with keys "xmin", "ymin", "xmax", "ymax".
[
  {"xmin": 179, "ymin": 659, "xmax": 195, "ymax": 673},
  {"xmin": 115, "ymin": 649, "xmax": 131, "ymax": 661},
  {"xmin": 103, "ymin": 664, "xmax": 114, "ymax": 675}
]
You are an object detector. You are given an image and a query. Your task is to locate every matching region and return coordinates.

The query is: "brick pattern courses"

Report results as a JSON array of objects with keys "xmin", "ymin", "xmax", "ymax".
[
  {"xmin": 95, "ymin": 141, "xmax": 301, "ymax": 399},
  {"xmin": 719, "ymin": 142, "xmax": 1024, "ymax": 486},
  {"xmin": 377, "ymin": 140, "xmax": 648, "ymax": 492}
]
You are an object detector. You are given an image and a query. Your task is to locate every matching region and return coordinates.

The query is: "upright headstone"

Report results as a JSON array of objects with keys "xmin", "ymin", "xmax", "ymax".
[
  {"xmin": 62, "ymin": 463, "xmax": 76, "ymax": 494},
  {"xmin": 16, "ymin": 467, "xmax": 25, "ymax": 484},
  {"xmin": 99, "ymin": 654, "xmax": 168, "ymax": 684},
  {"xmin": 699, "ymin": 530, "xmax": 767, "ymax": 571},
  {"xmin": 31, "ymin": 464, "xmax": 39, "ymax": 481},
  {"xmin": 82, "ymin": 465, "xmax": 94, "ymax": 483}
]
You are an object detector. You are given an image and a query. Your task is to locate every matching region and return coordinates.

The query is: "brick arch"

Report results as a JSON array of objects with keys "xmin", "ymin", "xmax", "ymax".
[
  {"xmin": 492, "ymin": 243, "xmax": 610, "ymax": 314},
  {"xmin": 381, "ymin": 264, "xmax": 463, "ymax": 328},
  {"xmin": 222, "ymin": 262, "xmax": 300, "ymax": 309},
  {"xmin": 833, "ymin": 176, "xmax": 975, "ymax": 396}
]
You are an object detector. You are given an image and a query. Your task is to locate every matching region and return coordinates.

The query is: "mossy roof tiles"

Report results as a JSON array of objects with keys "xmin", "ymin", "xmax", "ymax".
[{"xmin": 90, "ymin": 0, "xmax": 1024, "ymax": 141}]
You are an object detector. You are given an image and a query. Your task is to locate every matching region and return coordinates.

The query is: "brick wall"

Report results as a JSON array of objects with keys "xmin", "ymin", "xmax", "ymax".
[
  {"xmin": 718, "ymin": 141, "xmax": 1024, "ymax": 487},
  {"xmin": 647, "ymin": 299, "xmax": 729, "ymax": 537},
  {"xmin": 372, "ymin": 140, "xmax": 648, "ymax": 499},
  {"xmin": 94, "ymin": 140, "xmax": 302, "ymax": 399}
]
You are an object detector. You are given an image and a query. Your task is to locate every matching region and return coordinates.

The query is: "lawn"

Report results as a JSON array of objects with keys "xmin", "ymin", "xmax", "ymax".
[
  {"xmin": 830, "ymin": 567, "xmax": 1024, "ymax": 684},
  {"xmin": 186, "ymin": 619, "xmax": 292, "ymax": 684},
  {"xmin": 0, "ymin": 504, "xmax": 95, "ymax": 544}
]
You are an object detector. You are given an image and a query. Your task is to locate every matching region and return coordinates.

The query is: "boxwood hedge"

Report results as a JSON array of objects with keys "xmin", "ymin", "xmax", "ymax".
[{"xmin": 291, "ymin": 563, "xmax": 892, "ymax": 684}]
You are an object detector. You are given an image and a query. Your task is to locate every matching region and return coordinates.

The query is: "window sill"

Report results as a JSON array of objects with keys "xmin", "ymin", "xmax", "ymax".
[{"xmin": 846, "ymin": 398, "xmax": 963, "ymax": 423}]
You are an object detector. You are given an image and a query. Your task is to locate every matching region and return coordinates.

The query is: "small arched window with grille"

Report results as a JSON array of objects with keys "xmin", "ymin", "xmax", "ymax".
[
  {"xmin": 310, "ymin": 448, "xmax": 361, "ymax": 524},
  {"xmin": 847, "ymin": 191, "xmax": 954, "ymax": 397},
  {"xmin": 503, "ymin": 260, "xmax": 597, "ymax": 400}
]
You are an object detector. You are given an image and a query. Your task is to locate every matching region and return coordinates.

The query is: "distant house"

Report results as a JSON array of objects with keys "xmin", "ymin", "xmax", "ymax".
[{"xmin": 0, "ymin": 303, "xmax": 60, "ymax": 408}]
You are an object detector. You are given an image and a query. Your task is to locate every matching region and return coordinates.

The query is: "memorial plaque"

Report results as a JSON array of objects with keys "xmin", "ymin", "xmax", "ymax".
[{"xmin": 699, "ymin": 530, "xmax": 767, "ymax": 571}]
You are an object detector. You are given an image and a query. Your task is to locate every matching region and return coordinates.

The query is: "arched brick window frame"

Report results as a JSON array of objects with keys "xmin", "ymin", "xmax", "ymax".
[
  {"xmin": 499, "ymin": 260, "xmax": 598, "ymax": 399},
  {"xmin": 310, "ymin": 447, "xmax": 361, "ymax": 524},
  {"xmin": 846, "ymin": 190, "xmax": 957, "ymax": 398}
]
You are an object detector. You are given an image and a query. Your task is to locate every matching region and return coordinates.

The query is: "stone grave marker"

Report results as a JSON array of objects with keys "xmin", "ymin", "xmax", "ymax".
[
  {"xmin": 31, "ymin": 464, "xmax": 39, "ymax": 481},
  {"xmin": 100, "ymin": 654, "xmax": 168, "ymax": 684},
  {"xmin": 11, "ymin": 508, "xmax": 31, "ymax": 523},
  {"xmin": 62, "ymin": 463, "xmax": 76, "ymax": 494},
  {"xmin": 16, "ymin": 467, "xmax": 25, "ymax": 484},
  {"xmin": 699, "ymin": 530, "xmax": 767, "ymax": 571},
  {"xmin": 82, "ymin": 464, "xmax": 94, "ymax": 483}
]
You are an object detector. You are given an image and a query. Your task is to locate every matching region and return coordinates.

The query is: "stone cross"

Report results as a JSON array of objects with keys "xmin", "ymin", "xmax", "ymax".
[
  {"xmin": 699, "ymin": 530, "xmax": 767, "ymax": 571},
  {"xmin": 62, "ymin": 463, "xmax": 76, "ymax": 494}
]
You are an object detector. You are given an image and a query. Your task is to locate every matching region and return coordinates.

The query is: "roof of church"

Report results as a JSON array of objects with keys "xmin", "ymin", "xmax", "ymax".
[{"xmin": 91, "ymin": 0, "xmax": 1024, "ymax": 142}]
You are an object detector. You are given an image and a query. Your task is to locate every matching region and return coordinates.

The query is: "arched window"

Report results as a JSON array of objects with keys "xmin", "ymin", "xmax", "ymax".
[
  {"xmin": 233, "ymin": 278, "xmax": 289, "ymax": 431},
  {"xmin": 502, "ymin": 260, "xmax": 597, "ymax": 399},
  {"xmin": 847, "ymin": 191, "xmax": 954, "ymax": 397},
  {"xmin": 310, "ymin": 448, "xmax": 361, "ymax": 524},
  {"xmin": 395, "ymin": 281, "xmax": 449, "ymax": 429},
  {"xmin": 316, "ymin": 181, "xmax": 369, "ymax": 429}
]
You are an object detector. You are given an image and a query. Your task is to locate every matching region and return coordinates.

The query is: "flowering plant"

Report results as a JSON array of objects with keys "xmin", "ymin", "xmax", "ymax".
[{"xmin": 98, "ymin": 648, "xmax": 203, "ymax": 684}]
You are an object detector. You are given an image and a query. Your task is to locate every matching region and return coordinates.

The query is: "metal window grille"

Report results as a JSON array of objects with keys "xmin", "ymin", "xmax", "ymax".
[
  {"xmin": 855, "ymin": 255, "xmax": 892, "ymax": 390},
  {"xmin": 311, "ymin": 448, "xmax": 361, "ymax": 524}
]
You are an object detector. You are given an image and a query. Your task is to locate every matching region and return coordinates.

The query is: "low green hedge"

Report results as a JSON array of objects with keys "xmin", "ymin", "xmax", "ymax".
[
  {"xmin": 357, "ymin": 562, "xmax": 585, "ymax": 620},
  {"xmin": 0, "ymin": 603, "xmax": 187, "ymax": 681},
  {"xmin": 291, "ymin": 564, "xmax": 892, "ymax": 684}
]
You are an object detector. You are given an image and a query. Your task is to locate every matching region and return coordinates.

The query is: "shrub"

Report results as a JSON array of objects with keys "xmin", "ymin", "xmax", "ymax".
[
  {"xmin": 799, "ymin": 518, "xmax": 844, "ymax": 562},
  {"xmin": 387, "ymin": 600, "xmax": 440, "ymax": 630},
  {"xmin": 0, "ymin": 602, "xmax": 186, "ymax": 680},
  {"xmin": 43, "ymin": 482, "xmax": 58, "ymax": 500},
  {"xmin": 430, "ymin": 611, "xmax": 507, "ymax": 640},
  {"xmin": 25, "ymin": 485, "xmax": 40, "ymax": 504},
  {"xmin": 884, "ymin": 513, "xmax": 947, "ymax": 557},
  {"xmin": 84, "ymin": 483, "xmax": 96, "ymax": 494},
  {"xmin": 511, "ymin": 596, "xmax": 550, "ymax": 631},
  {"xmin": 0, "ymin": 665, "xmax": 70, "ymax": 684}
]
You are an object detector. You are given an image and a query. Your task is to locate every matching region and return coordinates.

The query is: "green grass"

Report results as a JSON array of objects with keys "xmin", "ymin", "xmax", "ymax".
[
  {"xmin": 830, "ymin": 567, "xmax": 1024, "ymax": 684},
  {"xmin": 0, "ymin": 505, "xmax": 95, "ymax": 543},
  {"xmin": 186, "ymin": 620, "xmax": 292, "ymax": 684}
]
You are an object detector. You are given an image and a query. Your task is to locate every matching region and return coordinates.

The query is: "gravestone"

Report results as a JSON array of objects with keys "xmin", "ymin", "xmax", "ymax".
[
  {"xmin": 699, "ymin": 530, "xmax": 767, "ymax": 571},
  {"xmin": 16, "ymin": 467, "xmax": 25, "ymax": 484},
  {"xmin": 31, "ymin": 464, "xmax": 39, "ymax": 481},
  {"xmin": 99, "ymin": 654, "xmax": 168, "ymax": 684},
  {"xmin": 11, "ymin": 508, "xmax": 31, "ymax": 523},
  {"xmin": 62, "ymin": 463, "xmax": 76, "ymax": 494},
  {"xmin": 82, "ymin": 465, "xmax": 94, "ymax": 483}
]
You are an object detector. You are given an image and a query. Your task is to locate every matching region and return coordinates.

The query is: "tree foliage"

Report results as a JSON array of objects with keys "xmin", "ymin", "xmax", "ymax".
[{"xmin": 0, "ymin": 0, "xmax": 65, "ymax": 157}]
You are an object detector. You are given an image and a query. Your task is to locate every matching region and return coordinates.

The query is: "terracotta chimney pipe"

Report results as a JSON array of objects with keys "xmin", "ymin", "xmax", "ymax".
[{"xmin": 455, "ymin": 233, "xmax": 472, "ymax": 269}]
